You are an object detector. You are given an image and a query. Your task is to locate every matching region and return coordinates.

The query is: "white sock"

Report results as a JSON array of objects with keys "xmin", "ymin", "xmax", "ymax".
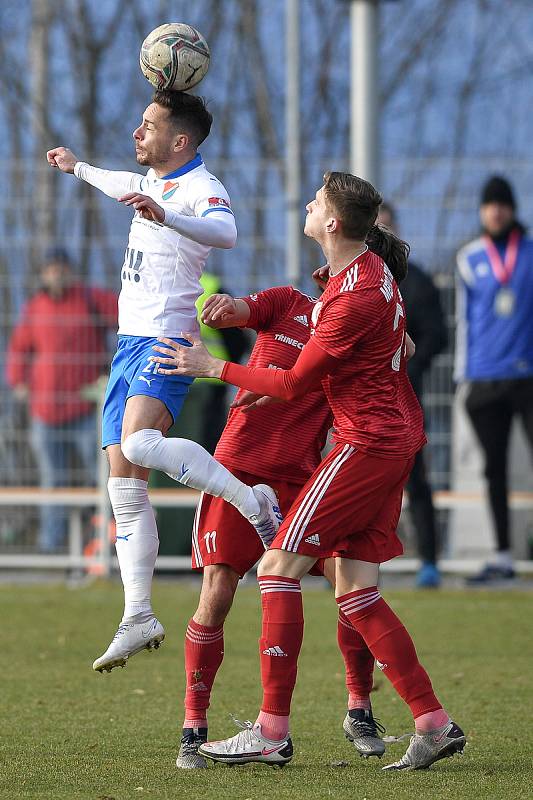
[
  {"xmin": 491, "ymin": 550, "xmax": 514, "ymax": 568},
  {"xmin": 108, "ymin": 477, "xmax": 159, "ymax": 621},
  {"xmin": 121, "ymin": 429, "xmax": 260, "ymax": 518}
]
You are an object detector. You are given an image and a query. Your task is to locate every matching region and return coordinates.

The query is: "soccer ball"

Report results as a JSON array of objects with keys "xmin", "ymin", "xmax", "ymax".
[{"xmin": 140, "ymin": 23, "xmax": 210, "ymax": 92}]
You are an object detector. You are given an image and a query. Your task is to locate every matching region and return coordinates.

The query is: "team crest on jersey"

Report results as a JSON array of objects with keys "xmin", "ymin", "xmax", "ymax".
[{"xmin": 162, "ymin": 181, "xmax": 179, "ymax": 201}]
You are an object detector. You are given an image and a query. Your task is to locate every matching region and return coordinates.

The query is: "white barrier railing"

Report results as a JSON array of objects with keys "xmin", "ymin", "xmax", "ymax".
[{"xmin": 1, "ymin": 487, "xmax": 532, "ymax": 575}]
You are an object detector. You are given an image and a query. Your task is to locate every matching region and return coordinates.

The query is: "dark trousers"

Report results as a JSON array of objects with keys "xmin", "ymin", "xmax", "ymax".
[
  {"xmin": 407, "ymin": 448, "xmax": 438, "ymax": 564},
  {"xmin": 200, "ymin": 383, "xmax": 229, "ymax": 455},
  {"xmin": 465, "ymin": 378, "xmax": 533, "ymax": 552}
]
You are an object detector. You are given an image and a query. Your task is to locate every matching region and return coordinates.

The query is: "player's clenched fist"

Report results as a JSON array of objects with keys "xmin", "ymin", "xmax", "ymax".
[{"xmin": 46, "ymin": 147, "xmax": 78, "ymax": 173}]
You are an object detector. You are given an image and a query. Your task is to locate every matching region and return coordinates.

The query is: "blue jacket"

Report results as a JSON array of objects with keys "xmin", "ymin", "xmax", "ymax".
[{"xmin": 455, "ymin": 231, "xmax": 533, "ymax": 381}]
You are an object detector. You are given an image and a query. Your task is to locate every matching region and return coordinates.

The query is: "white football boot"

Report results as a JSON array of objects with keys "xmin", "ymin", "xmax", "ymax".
[
  {"xmin": 198, "ymin": 719, "xmax": 293, "ymax": 767},
  {"xmin": 248, "ymin": 485, "xmax": 283, "ymax": 548},
  {"xmin": 382, "ymin": 721, "xmax": 466, "ymax": 771},
  {"xmin": 92, "ymin": 617, "xmax": 165, "ymax": 673}
]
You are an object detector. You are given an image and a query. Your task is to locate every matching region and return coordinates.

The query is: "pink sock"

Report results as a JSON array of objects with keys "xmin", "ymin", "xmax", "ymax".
[
  {"xmin": 183, "ymin": 717, "xmax": 208, "ymax": 729},
  {"xmin": 348, "ymin": 693, "xmax": 371, "ymax": 711},
  {"xmin": 415, "ymin": 708, "xmax": 450, "ymax": 733},
  {"xmin": 256, "ymin": 710, "xmax": 289, "ymax": 741}
]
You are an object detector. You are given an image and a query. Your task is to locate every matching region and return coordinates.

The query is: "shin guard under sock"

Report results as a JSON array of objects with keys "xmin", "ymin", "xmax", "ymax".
[
  {"xmin": 258, "ymin": 575, "xmax": 304, "ymax": 716},
  {"xmin": 336, "ymin": 587, "xmax": 442, "ymax": 719}
]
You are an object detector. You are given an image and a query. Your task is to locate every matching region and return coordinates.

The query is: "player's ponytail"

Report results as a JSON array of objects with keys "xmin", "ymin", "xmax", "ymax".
[
  {"xmin": 366, "ymin": 224, "xmax": 410, "ymax": 284},
  {"xmin": 323, "ymin": 171, "xmax": 410, "ymax": 284}
]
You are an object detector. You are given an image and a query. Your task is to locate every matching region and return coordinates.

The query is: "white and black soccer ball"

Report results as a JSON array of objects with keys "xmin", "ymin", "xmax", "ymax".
[{"xmin": 140, "ymin": 23, "xmax": 210, "ymax": 92}]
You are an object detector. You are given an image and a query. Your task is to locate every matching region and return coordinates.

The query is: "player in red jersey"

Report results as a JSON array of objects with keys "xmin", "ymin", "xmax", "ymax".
[
  {"xmin": 152, "ymin": 172, "xmax": 466, "ymax": 772},
  {"xmin": 177, "ymin": 285, "xmax": 390, "ymax": 768}
]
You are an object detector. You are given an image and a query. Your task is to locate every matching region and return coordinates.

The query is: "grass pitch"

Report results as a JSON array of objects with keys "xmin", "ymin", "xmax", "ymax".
[{"xmin": 1, "ymin": 579, "xmax": 532, "ymax": 800}]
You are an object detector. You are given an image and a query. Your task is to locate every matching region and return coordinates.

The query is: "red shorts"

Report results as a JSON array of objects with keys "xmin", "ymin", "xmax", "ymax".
[
  {"xmin": 191, "ymin": 470, "xmax": 304, "ymax": 577},
  {"xmin": 271, "ymin": 442, "xmax": 413, "ymax": 564}
]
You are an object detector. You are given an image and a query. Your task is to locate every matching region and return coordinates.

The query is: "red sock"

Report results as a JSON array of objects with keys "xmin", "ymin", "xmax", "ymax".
[
  {"xmin": 183, "ymin": 618, "xmax": 224, "ymax": 726},
  {"xmin": 338, "ymin": 610, "xmax": 374, "ymax": 710},
  {"xmin": 258, "ymin": 575, "xmax": 304, "ymax": 716},
  {"xmin": 336, "ymin": 587, "xmax": 442, "ymax": 719}
]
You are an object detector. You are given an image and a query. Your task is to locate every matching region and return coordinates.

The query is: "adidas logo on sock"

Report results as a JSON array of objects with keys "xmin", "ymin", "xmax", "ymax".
[
  {"xmin": 293, "ymin": 314, "xmax": 309, "ymax": 326},
  {"xmin": 376, "ymin": 659, "xmax": 388, "ymax": 671},
  {"xmin": 304, "ymin": 533, "xmax": 320, "ymax": 546},
  {"xmin": 190, "ymin": 681, "xmax": 209, "ymax": 691},
  {"xmin": 262, "ymin": 645, "xmax": 287, "ymax": 657}
]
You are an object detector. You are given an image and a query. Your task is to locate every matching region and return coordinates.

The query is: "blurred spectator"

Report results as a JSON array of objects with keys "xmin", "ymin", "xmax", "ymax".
[
  {"xmin": 195, "ymin": 272, "xmax": 248, "ymax": 454},
  {"xmin": 455, "ymin": 176, "xmax": 533, "ymax": 584},
  {"xmin": 378, "ymin": 203, "xmax": 447, "ymax": 587},
  {"xmin": 5, "ymin": 248, "xmax": 117, "ymax": 551}
]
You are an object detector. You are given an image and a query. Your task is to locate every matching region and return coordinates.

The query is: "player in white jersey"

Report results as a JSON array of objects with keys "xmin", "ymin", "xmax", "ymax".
[{"xmin": 47, "ymin": 91, "xmax": 282, "ymax": 672}]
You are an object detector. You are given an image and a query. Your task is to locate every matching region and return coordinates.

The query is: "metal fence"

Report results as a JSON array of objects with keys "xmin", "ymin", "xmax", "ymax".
[{"xmin": 1, "ymin": 156, "xmax": 532, "ymax": 571}]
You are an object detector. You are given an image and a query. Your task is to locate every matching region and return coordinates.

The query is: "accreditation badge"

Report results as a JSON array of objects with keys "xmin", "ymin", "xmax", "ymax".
[{"xmin": 494, "ymin": 287, "xmax": 516, "ymax": 318}]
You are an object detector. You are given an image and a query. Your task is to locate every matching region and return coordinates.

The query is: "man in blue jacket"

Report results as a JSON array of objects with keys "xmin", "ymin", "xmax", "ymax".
[{"xmin": 455, "ymin": 176, "xmax": 533, "ymax": 584}]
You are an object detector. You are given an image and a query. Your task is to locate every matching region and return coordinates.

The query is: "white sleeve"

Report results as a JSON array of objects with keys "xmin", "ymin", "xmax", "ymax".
[
  {"xmin": 162, "ymin": 173, "xmax": 237, "ymax": 249},
  {"xmin": 456, "ymin": 244, "xmax": 478, "ymax": 288},
  {"xmin": 74, "ymin": 162, "xmax": 145, "ymax": 200},
  {"xmin": 163, "ymin": 208, "xmax": 237, "ymax": 249}
]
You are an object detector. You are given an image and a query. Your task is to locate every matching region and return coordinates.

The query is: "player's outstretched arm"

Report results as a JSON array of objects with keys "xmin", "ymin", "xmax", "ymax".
[
  {"xmin": 74, "ymin": 163, "xmax": 145, "ymax": 200},
  {"xmin": 47, "ymin": 148, "xmax": 145, "ymax": 199},
  {"xmin": 47, "ymin": 147, "xmax": 144, "ymax": 197},
  {"xmin": 201, "ymin": 294, "xmax": 251, "ymax": 328},
  {"xmin": 150, "ymin": 334, "xmax": 338, "ymax": 401}
]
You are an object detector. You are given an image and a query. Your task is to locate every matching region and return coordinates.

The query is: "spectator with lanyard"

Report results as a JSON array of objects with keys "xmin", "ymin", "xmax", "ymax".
[{"xmin": 455, "ymin": 176, "xmax": 533, "ymax": 585}]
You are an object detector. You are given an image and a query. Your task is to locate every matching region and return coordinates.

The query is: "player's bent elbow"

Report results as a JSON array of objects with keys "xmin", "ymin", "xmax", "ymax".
[{"xmin": 220, "ymin": 230, "xmax": 237, "ymax": 249}]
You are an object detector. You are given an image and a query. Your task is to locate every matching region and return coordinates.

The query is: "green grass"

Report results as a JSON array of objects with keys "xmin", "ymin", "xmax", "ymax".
[{"xmin": 1, "ymin": 580, "xmax": 532, "ymax": 800}]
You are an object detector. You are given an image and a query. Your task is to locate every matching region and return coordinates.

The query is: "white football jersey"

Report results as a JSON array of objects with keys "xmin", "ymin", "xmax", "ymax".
[
  {"xmin": 119, "ymin": 153, "xmax": 233, "ymax": 337},
  {"xmin": 75, "ymin": 153, "xmax": 233, "ymax": 337}
]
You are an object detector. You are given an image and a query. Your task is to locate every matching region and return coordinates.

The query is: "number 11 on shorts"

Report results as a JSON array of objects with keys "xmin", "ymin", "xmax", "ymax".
[{"xmin": 203, "ymin": 530, "xmax": 217, "ymax": 553}]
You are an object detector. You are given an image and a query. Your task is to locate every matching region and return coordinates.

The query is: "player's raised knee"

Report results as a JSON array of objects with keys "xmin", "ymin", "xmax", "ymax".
[{"xmin": 121, "ymin": 428, "xmax": 161, "ymax": 466}]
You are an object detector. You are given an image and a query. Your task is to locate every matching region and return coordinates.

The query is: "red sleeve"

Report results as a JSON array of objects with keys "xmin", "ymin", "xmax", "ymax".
[
  {"xmin": 221, "ymin": 336, "xmax": 339, "ymax": 400},
  {"xmin": 313, "ymin": 291, "xmax": 380, "ymax": 360},
  {"xmin": 90, "ymin": 287, "xmax": 118, "ymax": 328},
  {"xmin": 242, "ymin": 286, "xmax": 296, "ymax": 332},
  {"xmin": 5, "ymin": 306, "xmax": 34, "ymax": 387}
]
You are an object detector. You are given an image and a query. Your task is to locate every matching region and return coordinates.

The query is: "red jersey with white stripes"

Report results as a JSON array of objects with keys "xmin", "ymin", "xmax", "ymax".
[
  {"xmin": 214, "ymin": 287, "xmax": 332, "ymax": 484},
  {"xmin": 311, "ymin": 249, "xmax": 425, "ymax": 458}
]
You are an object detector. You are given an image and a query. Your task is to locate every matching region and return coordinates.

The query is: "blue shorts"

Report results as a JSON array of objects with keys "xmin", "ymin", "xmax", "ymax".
[{"xmin": 102, "ymin": 335, "xmax": 193, "ymax": 448}]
